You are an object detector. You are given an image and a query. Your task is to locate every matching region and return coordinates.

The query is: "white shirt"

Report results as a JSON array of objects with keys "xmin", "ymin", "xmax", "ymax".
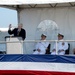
[
  {"xmin": 52, "ymin": 39, "xmax": 68, "ymax": 55},
  {"xmin": 53, "ymin": 39, "xmax": 68, "ymax": 51},
  {"xmin": 34, "ymin": 40, "xmax": 49, "ymax": 54}
]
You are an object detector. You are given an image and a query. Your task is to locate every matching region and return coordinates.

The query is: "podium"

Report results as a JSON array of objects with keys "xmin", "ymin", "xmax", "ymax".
[{"xmin": 5, "ymin": 36, "xmax": 23, "ymax": 54}]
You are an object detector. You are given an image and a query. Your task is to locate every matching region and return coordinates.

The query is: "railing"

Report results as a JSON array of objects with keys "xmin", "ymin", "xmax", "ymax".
[{"xmin": 0, "ymin": 40, "xmax": 75, "ymax": 55}]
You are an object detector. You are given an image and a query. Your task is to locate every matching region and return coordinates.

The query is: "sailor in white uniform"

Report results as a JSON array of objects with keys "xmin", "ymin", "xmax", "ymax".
[
  {"xmin": 51, "ymin": 33, "xmax": 68, "ymax": 55},
  {"xmin": 33, "ymin": 34, "xmax": 49, "ymax": 54}
]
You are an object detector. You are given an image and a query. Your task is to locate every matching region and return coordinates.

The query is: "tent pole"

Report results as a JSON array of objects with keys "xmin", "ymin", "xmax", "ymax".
[
  {"xmin": 16, "ymin": 5, "xmax": 20, "ymax": 24},
  {"xmin": 17, "ymin": 10, "xmax": 20, "ymax": 24}
]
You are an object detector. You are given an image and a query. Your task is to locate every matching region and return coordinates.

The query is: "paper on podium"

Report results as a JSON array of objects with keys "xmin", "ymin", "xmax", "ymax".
[{"xmin": 5, "ymin": 36, "xmax": 23, "ymax": 54}]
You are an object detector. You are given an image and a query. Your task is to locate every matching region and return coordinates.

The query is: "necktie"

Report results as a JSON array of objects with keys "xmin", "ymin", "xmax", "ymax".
[{"xmin": 17, "ymin": 31, "xmax": 20, "ymax": 35}]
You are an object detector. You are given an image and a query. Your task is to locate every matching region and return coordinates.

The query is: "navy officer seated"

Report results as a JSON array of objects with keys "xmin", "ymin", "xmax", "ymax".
[{"xmin": 33, "ymin": 34, "xmax": 49, "ymax": 54}]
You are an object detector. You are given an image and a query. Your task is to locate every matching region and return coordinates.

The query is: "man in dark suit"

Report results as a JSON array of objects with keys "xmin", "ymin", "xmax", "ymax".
[{"xmin": 8, "ymin": 24, "xmax": 26, "ymax": 40}]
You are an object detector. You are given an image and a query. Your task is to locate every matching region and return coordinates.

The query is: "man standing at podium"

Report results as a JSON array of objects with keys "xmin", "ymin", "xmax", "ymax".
[{"xmin": 8, "ymin": 24, "xmax": 26, "ymax": 40}]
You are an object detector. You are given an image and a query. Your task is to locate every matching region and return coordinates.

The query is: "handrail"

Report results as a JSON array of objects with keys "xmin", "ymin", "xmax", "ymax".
[
  {"xmin": 0, "ymin": 40, "xmax": 75, "ymax": 54},
  {"xmin": 0, "ymin": 40, "xmax": 75, "ymax": 43}
]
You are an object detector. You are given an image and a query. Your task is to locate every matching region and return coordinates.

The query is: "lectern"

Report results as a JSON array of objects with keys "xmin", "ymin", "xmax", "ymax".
[{"xmin": 5, "ymin": 36, "xmax": 23, "ymax": 54}]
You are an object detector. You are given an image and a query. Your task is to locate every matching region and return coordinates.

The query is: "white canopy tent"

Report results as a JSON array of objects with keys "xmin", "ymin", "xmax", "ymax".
[
  {"xmin": 0, "ymin": 0, "xmax": 75, "ymax": 54},
  {"xmin": 0, "ymin": 0, "xmax": 75, "ymax": 9},
  {"xmin": 0, "ymin": 0, "xmax": 75, "ymax": 23},
  {"xmin": 0, "ymin": 0, "xmax": 75, "ymax": 5}
]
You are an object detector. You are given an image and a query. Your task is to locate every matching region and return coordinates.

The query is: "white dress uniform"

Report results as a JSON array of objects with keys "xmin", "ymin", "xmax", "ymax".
[
  {"xmin": 33, "ymin": 40, "xmax": 49, "ymax": 54},
  {"xmin": 51, "ymin": 39, "xmax": 68, "ymax": 55}
]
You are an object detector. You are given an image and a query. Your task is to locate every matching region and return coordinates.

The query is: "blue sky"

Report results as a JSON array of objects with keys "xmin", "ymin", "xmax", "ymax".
[{"xmin": 0, "ymin": 7, "xmax": 18, "ymax": 28}]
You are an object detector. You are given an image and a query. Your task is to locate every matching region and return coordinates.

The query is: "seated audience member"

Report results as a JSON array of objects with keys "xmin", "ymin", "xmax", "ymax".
[
  {"xmin": 51, "ymin": 33, "xmax": 68, "ymax": 55},
  {"xmin": 33, "ymin": 34, "xmax": 49, "ymax": 54},
  {"xmin": 8, "ymin": 24, "xmax": 26, "ymax": 40}
]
